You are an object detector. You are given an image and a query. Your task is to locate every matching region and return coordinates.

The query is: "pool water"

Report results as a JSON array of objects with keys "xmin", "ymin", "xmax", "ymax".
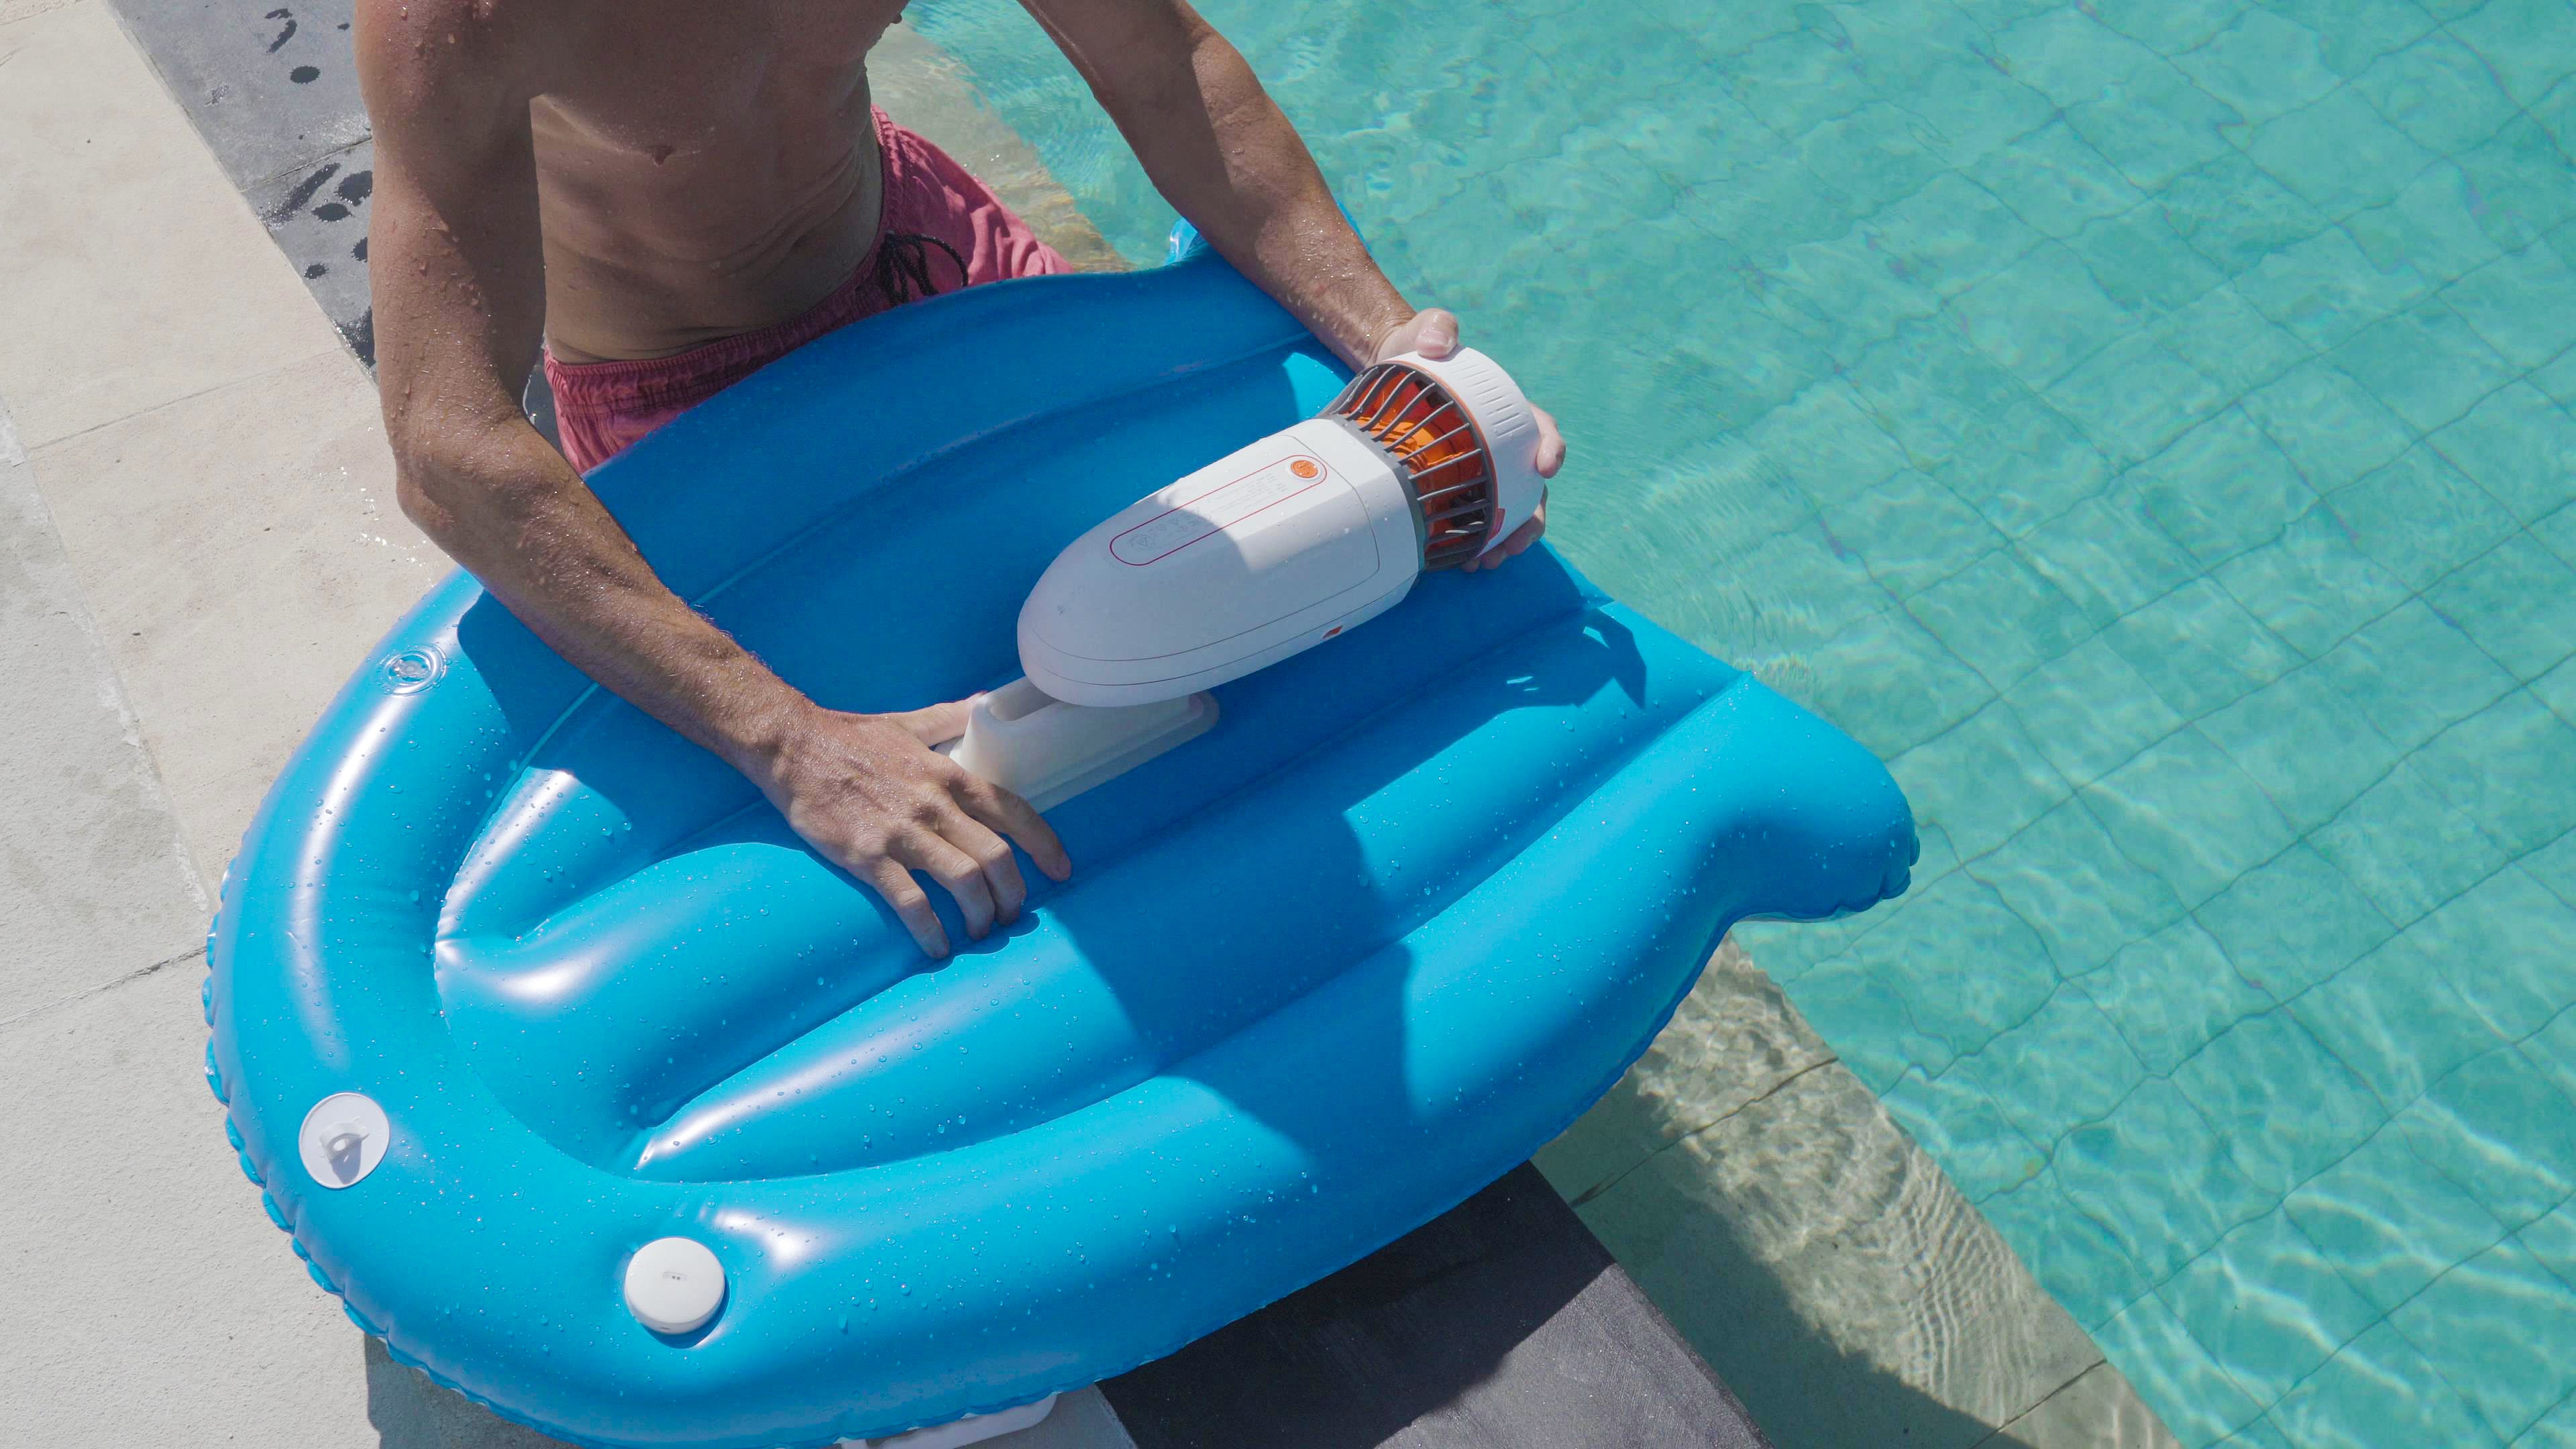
[{"xmin": 908, "ymin": 1, "xmax": 2576, "ymax": 1443}]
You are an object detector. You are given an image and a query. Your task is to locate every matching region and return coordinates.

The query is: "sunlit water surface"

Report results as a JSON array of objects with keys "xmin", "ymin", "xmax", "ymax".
[{"xmin": 910, "ymin": 2, "xmax": 2576, "ymax": 1443}]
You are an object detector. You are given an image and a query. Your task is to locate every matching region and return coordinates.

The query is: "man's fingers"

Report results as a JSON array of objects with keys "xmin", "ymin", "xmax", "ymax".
[
  {"xmin": 862, "ymin": 857, "xmax": 949, "ymax": 959},
  {"xmin": 956, "ymin": 775, "xmax": 1073, "ymax": 883},
  {"xmin": 1532, "ymin": 406, "xmax": 1566, "ymax": 478},
  {"xmin": 940, "ymin": 810, "xmax": 1027, "ymax": 927},
  {"xmin": 1463, "ymin": 492, "xmax": 1547, "ymax": 572},
  {"xmin": 895, "ymin": 831, "xmax": 998, "ymax": 941},
  {"xmin": 1375, "ymin": 307, "xmax": 1460, "ymax": 362},
  {"xmin": 890, "ymin": 699, "xmax": 974, "ymax": 747}
]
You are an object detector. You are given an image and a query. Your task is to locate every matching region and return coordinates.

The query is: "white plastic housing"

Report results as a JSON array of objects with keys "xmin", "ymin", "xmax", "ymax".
[
  {"xmin": 941, "ymin": 678, "xmax": 1216, "ymax": 810},
  {"xmin": 1019, "ymin": 416, "xmax": 1421, "ymax": 707}
]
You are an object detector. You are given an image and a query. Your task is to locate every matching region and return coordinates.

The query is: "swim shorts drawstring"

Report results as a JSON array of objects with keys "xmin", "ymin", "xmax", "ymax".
[{"xmin": 875, "ymin": 231, "xmax": 969, "ymax": 305}]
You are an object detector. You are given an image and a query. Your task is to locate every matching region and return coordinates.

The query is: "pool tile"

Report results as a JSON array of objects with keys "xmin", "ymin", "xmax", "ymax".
[
  {"xmin": 2445, "ymin": 243, "xmax": 2576, "ymax": 372},
  {"xmin": 1725, "ymin": 26, "xmax": 1886, "ymax": 138},
  {"xmin": 1864, "ymin": 173, "xmax": 2048, "ymax": 301},
  {"xmin": 1980, "ymin": 1169, "xmax": 2150, "ymax": 1332},
  {"xmin": 1820, "ymin": 470, "xmax": 2004, "ymax": 597},
  {"xmin": 2327, "ymin": 445, "xmax": 2520, "ymax": 589},
  {"xmin": 2236, "ymin": 227, "xmax": 2430, "ymax": 350},
  {"xmin": 1743, "ymin": 378, "xmax": 1912, "ymax": 508},
  {"xmin": 2057, "ymin": 1077, "xmax": 2271, "ymax": 1281},
  {"xmin": 2311, "ymin": 759, "xmax": 2515, "ymax": 926},
  {"xmin": 2311, "ymin": 599, "xmax": 2520, "ymax": 753},
  {"xmin": 2084, "ymin": 727, "xmax": 2300, "ymax": 908},
  {"xmin": 2149, "ymin": 284, "xmax": 2311, "ymax": 398},
  {"xmin": 2131, "ymin": 410, "xmax": 2314, "ymax": 563},
  {"xmin": 2522, "ymin": 1193, "xmax": 2576, "ymax": 1290},
  {"xmin": 1989, "ymin": 9, "xmax": 2159, "ymax": 109},
  {"xmin": 1898, "ymin": 56, "xmax": 2063, "ymax": 170},
  {"xmin": 2343, "ymin": 162, "xmax": 2509, "ymax": 286},
  {"xmin": 2267, "ymin": 1320, "xmax": 2506, "ymax": 1449},
  {"xmin": 2243, "ymin": 87, "xmax": 2438, "ymax": 219},
  {"xmin": 2353, "ymin": 31, "xmax": 2522, "ymax": 151},
  {"xmin": 2522, "ymin": 1389, "xmax": 2576, "ymax": 1448},
  {"xmin": 1907, "ymin": 549, "xmax": 2095, "ymax": 688},
  {"xmin": 1680, "ymin": 151, "xmax": 1861, "ymax": 270},
  {"xmin": 2256, "ymin": 0, "xmax": 2440, "ymax": 76},
  {"xmin": 2237, "ymin": 358, "xmax": 2417, "ymax": 486},
  {"xmin": 2410, "ymin": 866, "xmax": 2576, "ymax": 1041},
  {"xmin": 2006, "ymin": 635, "xmax": 2186, "ymax": 783},
  {"xmin": 2392, "ymin": 1238, "xmax": 2576, "ymax": 1441},
  {"xmin": 2399, "ymin": 1046, "xmax": 2576, "ymax": 1227},
  {"xmin": 2289, "ymin": 932, "xmax": 2508, "ymax": 1114},
  {"xmin": 2529, "ymin": 826, "xmax": 2576, "ymax": 911},
  {"xmin": 1785, "ymin": 958, "xmax": 1921, "ymax": 1090},
  {"xmin": 1962, "ymin": 983, "xmax": 2152, "ymax": 1146},
  {"xmin": 1970, "ymin": 121, "xmax": 2148, "ymax": 240},
  {"xmin": 1794, "ymin": 608, "xmax": 2000, "ymax": 759},
  {"xmin": 2048, "ymin": 331, "xmax": 2231, "ymax": 470},
  {"xmin": 1890, "ymin": 700, "xmax": 2071, "ymax": 860},
  {"xmin": 2428, "ymin": 537, "xmax": 2576, "ymax": 682},
  {"xmin": 2174, "ymin": 9, "xmax": 2339, "ymax": 127},
  {"xmin": 2410, "ymin": 691, "xmax": 2576, "ymax": 855},
  {"xmin": 2538, "ymin": 502, "xmax": 2576, "ymax": 570},
  {"xmin": 1878, "ymin": 1061, "xmax": 2048, "ymax": 1201},
  {"xmin": 2070, "ymin": 205, "xmax": 2225, "ymax": 315},
  {"xmin": 2449, "ymin": 0, "xmax": 2576, "ymax": 107},
  {"xmin": 2161, "ymin": 152, "xmax": 2334, "ymax": 276},
  {"xmin": 2222, "ymin": 1415, "xmax": 2296, "ymax": 1448},
  {"xmin": 2174, "ymin": 1009, "xmax": 2385, "ymax": 1197},
  {"xmin": 1796, "ymin": 102, "xmax": 1946, "ymax": 213},
  {"xmin": 1943, "ymin": 398, "xmax": 2122, "ymax": 541},
  {"xmin": 2017, "ymin": 488, "xmax": 2204, "ymax": 628},
  {"xmin": 2201, "ymin": 665, "xmax": 2406, "ymax": 832},
  {"xmin": 1843, "ymin": 317, "xmax": 2031, "ymax": 468},
  {"xmin": 2455, "ymin": 117, "xmax": 2576, "ymax": 252},
  {"xmin": 2329, "ymin": 297, "xmax": 2520, "ymax": 432},
  {"xmin": 2083, "ymin": 0, "xmax": 2247, "ymax": 53},
  {"xmin": 2159, "ymin": 1212, "xmax": 2382, "ymax": 1408},
  {"xmin": 2102, "ymin": 580, "xmax": 2300, "ymax": 718},
  {"xmin": 1842, "ymin": 870, "xmax": 2062, "ymax": 1071},
  {"xmin": 2081, "ymin": 917, "xmax": 2275, "ymax": 1077},
  {"xmin": 2212, "ymin": 504, "xmax": 2413, "ymax": 657},
  {"xmin": 2094, "ymin": 1289, "xmax": 2269, "ymax": 1444},
  {"xmin": 2544, "ymin": 656, "xmax": 2576, "ymax": 725},
  {"xmin": 1963, "ymin": 241, "xmax": 2145, "ymax": 390},
  {"xmin": 2067, "ymin": 59, "xmax": 2243, "ymax": 192},
  {"xmin": 2196, "ymin": 845, "xmax": 2395, "ymax": 999},
  {"xmin": 2284, "ymin": 1126, "xmax": 2512, "ymax": 1313},
  {"xmin": 2429, "ymin": 383, "xmax": 2576, "ymax": 524}
]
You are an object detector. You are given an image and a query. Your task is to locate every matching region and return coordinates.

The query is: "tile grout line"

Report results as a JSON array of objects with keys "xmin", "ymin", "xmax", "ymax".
[
  {"xmin": 15, "ymin": 337, "xmax": 353, "ymax": 463},
  {"xmin": 0, "ymin": 943, "xmax": 208, "ymax": 1034}
]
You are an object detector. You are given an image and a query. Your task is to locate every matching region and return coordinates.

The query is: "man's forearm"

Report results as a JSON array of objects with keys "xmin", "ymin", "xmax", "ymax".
[
  {"xmin": 1112, "ymin": 24, "xmax": 1414, "ymax": 364},
  {"xmin": 396, "ymin": 422, "xmax": 814, "ymax": 782}
]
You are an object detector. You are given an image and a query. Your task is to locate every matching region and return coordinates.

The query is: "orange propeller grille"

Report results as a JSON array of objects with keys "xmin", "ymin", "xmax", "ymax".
[{"xmin": 1324, "ymin": 362, "xmax": 1497, "ymax": 569}]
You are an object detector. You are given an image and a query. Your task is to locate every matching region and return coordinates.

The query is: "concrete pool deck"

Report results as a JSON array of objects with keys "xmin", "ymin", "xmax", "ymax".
[{"xmin": 0, "ymin": 3, "xmax": 2165, "ymax": 1443}]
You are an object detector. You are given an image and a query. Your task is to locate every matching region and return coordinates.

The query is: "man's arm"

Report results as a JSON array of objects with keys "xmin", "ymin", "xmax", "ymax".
[
  {"xmin": 355, "ymin": 0, "xmax": 1065, "ymax": 958},
  {"xmin": 1023, "ymin": 0, "xmax": 1562, "ymax": 566}
]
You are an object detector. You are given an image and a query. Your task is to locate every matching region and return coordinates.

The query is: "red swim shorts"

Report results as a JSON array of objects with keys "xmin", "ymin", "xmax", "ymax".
[{"xmin": 543, "ymin": 107, "xmax": 1073, "ymax": 472}]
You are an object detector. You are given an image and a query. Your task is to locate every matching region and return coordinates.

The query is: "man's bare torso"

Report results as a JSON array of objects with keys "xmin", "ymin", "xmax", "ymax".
[{"xmin": 523, "ymin": 0, "xmax": 910, "ymax": 362}]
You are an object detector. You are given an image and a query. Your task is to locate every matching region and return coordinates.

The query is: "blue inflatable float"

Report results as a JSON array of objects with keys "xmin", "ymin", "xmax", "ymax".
[{"xmin": 205, "ymin": 231, "xmax": 1916, "ymax": 1447}]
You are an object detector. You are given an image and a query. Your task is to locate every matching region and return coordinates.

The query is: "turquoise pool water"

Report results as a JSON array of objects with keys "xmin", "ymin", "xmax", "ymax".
[{"xmin": 910, "ymin": 1, "xmax": 2576, "ymax": 1443}]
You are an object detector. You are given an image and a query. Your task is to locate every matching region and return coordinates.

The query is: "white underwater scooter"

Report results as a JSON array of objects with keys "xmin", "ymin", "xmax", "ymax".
[{"xmin": 944, "ymin": 348, "xmax": 1546, "ymax": 808}]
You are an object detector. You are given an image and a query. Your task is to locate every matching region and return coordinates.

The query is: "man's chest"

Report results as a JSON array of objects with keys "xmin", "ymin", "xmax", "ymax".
[{"xmin": 537, "ymin": 0, "xmax": 909, "ymax": 141}]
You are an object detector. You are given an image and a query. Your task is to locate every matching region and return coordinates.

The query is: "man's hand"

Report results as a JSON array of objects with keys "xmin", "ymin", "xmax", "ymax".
[
  {"xmin": 1375, "ymin": 308, "xmax": 1565, "ymax": 572},
  {"xmin": 753, "ymin": 701, "xmax": 1073, "ymax": 960}
]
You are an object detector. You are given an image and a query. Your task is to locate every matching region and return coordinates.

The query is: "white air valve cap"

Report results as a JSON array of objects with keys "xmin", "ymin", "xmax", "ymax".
[
  {"xmin": 299, "ymin": 1092, "xmax": 390, "ymax": 1189},
  {"xmin": 625, "ymin": 1237, "xmax": 726, "ymax": 1335}
]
